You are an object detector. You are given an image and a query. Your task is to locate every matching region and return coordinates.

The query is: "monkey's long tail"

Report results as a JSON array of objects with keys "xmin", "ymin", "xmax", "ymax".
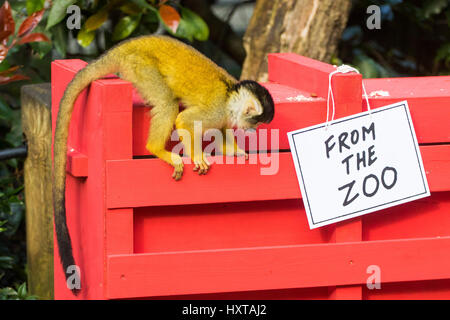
[{"xmin": 53, "ymin": 53, "xmax": 118, "ymax": 295}]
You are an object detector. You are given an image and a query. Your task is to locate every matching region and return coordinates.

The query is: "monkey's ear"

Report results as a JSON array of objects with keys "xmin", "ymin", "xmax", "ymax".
[{"xmin": 243, "ymin": 99, "xmax": 261, "ymax": 116}]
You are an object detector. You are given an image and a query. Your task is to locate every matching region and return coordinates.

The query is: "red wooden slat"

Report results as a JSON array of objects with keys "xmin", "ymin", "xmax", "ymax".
[
  {"xmin": 106, "ymin": 209, "xmax": 134, "ymax": 255},
  {"xmin": 268, "ymin": 53, "xmax": 335, "ymax": 97},
  {"xmin": 364, "ymin": 77, "xmax": 450, "ymax": 144},
  {"xmin": 132, "ymin": 192, "xmax": 450, "ymax": 255},
  {"xmin": 52, "ymin": 60, "xmax": 133, "ymax": 299},
  {"xmin": 322, "ymin": 64, "xmax": 364, "ymax": 300},
  {"xmin": 105, "ymin": 236, "xmax": 450, "ymax": 299},
  {"xmin": 132, "ymin": 199, "xmax": 328, "ymax": 254},
  {"xmin": 364, "ymin": 279, "xmax": 450, "ymax": 300},
  {"xmin": 423, "ymin": 145, "xmax": 450, "ymax": 192},
  {"xmin": 363, "ymin": 191, "xmax": 450, "ymax": 241},
  {"xmin": 106, "ymin": 145, "xmax": 450, "ymax": 209},
  {"xmin": 106, "ymin": 153, "xmax": 299, "ymax": 208}
]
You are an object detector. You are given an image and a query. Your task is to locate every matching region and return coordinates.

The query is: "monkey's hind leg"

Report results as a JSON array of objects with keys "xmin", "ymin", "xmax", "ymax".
[
  {"xmin": 146, "ymin": 102, "xmax": 184, "ymax": 180},
  {"xmin": 131, "ymin": 74, "xmax": 183, "ymax": 180},
  {"xmin": 175, "ymin": 108, "xmax": 211, "ymax": 175},
  {"xmin": 121, "ymin": 56, "xmax": 183, "ymax": 180}
]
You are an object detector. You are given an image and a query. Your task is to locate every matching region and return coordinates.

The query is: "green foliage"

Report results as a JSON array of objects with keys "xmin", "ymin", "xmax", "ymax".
[
  {"xmin": 172, "ymin": 6, "xmax": 209, "ymax": 42},
  {"xmin": 112, "ymin": 14, "xmax": 142, "ymax": 41},
  {"xmin": 46, "ymin": 0, "xmax": 78, "ymax": 29},
  {"xmin": 0, "ymin": 167, "xmax": 26, "ymax": 295},
  {"xmin": 0, "ymin": 283, "xmax": 37, "ymax": 300},
  {"xmin": 26, "ymin": 0, "xmax": 45, "ymax": 15},
  {"xmin": 339, "ymin": 0, "xmax": 450, "ymax": 77},
  {"xmin": 0, "ymin": 0, "xmax": 50, "ymax": 300},
  {"xmin": 42, "ymin": 0, "xmax": 209, "ymax": 50}
]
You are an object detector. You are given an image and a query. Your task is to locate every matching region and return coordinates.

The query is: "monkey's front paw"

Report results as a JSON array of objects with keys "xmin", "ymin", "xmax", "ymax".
[
  {"xmin": 172, "ymin": 162, "xmax": 184, "ymax": 181},
  {"xmin": 193, "ymin": 156, "xmax": 210, "ymax": 175},
  {"xmin": 224, "ymin": 146, "xmax": 249, "ymax": 160}
]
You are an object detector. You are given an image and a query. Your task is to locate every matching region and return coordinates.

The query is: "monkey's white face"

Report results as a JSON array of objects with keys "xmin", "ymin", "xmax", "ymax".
[{"xmin": 227, "ymin": 88, "xmax": 263, "ymax": 131}]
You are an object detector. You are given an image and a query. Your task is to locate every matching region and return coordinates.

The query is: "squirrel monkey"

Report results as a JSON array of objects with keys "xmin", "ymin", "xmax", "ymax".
[{"xmin": 53, "ymin": 35, "xmax": 274, "ymax": 294}]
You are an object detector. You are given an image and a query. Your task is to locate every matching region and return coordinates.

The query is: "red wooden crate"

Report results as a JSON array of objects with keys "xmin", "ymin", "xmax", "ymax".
[{"xmin": 51, "ymin": 53, "xmax": 450, "ymax": 300}]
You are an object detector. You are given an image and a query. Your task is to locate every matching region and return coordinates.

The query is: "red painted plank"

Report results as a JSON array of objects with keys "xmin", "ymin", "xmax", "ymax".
[
  {"xmin": 106, "ymin": 152, "xmax": 299, "ymax": 208},
  {"xmin": 106, "ymin": 145, "xmax": 450, "ymax": 209},
  {"xmin": 106, "ymin": 236, "xmax": 450, "ymax": 299},
  {"xmin": 132, "ymin": 193, "xmax": 450, "ymax": 255},
  {"xmin": 363, "ymin": 191, "xmax": 450, "ymax": 241},
  {"xmin": 106, "ymin": 209, "xmax": 134, "ymax": 255},
  {"xmin": 364, "ymin": 76, "xmax": 450, "ymax": 100},
  {"xmin": 324, "ymin": 65, "xmax": 364, "ymax": 300},
  {"xmin": 268, "ymin": 53, "xmax": 335, "ymax": 97},
  {"xmin": 133, "ymin": 199, "xmax": 328, "ymax": 254},
  {"xmin": 52, "ymin": 60, "xmax": 107, "ymax": 299},
  {"xmin": 145, "ymin": 287, "xmax": 330, "ymax": 300},
  {"xmin": 329, "ymin": 286, "xmax": 362, "ymax": 300},
  {"xmin": 364, "ymin": 279, "xmax": 450, "ymax": 300},
  {"xmin": 422, "ymin": 145, "xmax": 450, "ymax": 192},
  {"xmin": 364, "ymin": 77, "xmax": 450, "ymax": 144},
  {"xmin": 52, "ymin": 60, "xmax": 134, "ymax": 299}
]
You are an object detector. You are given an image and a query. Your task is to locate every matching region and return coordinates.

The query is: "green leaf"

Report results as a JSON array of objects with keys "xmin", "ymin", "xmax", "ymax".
[
  {"xmin": 0, "ymin": 287, "xmax": 17, "ymax": 299},
  {"xmin": 174, "ymin": 6, "xmax": 209, "ymax": 42},
  {"xmin": 46, "ymin": 0, "xmax": 77, "ymax": 29},
  {"xmin": 52, "ymin": 23, "xmax": 67, "ymax": 57},
  {"xmin": 143, "ymin": 9, "xmax": 159, "ymax": 24},
  {"xmin": 0, "ymin": 60, "xmax": 11, "ymax": 72},
  {"xmin": 423, "ymin": 0, "xmax": 449, "ymax": 19},
  {"xmin": 119, "ymin": 2, "xmax": 142, "ymax": 15},
  {"xmin": 26, "ymin": 0, "xmax": 45, "ymax": 15},
  {"xmin": 129, "ymin": 0, "xmax": 157, "ymax": 12},
  {"xmin": 30, "ymin": 40, "xmax": 52, "ymax": 58},
  {"xmin": 85, "ymin": 8, "xmax": 109, "ymax": 31},
  {"xmin": 435, "ymin": 43, "xmax": 450, "ymax": 63},
  {"xmin": 112, "ymin": 14, "xmax": 141, "ymax": 42},
  {"xmin": 77, "ymin": 26, "xmax": 95, "ymax": 47},
  {"xmin": 2, "ymin": 201, "xmax": 24, "ymax": 236},
  {"xmin": 0, "ymin": 96, "xmax": 14, "ymax": 124},
  {"xmin": 16, "ymin": 283, "xmax": 27, "ymax": 299},
  {"xmin": 0, "ymin": 256, "xmax": 14, "ymax": 268}
]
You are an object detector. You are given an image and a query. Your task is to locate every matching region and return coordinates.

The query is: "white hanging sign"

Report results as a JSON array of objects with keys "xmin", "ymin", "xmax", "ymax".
[{"xmin": 287, "ymin": 100, "xmax": 430, "ymax": 229}]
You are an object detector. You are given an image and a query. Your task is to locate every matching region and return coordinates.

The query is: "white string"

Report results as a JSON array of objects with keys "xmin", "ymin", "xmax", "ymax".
[{"xmin": 326, "ymin": 65, "xmax": 371, "ymax": 128}]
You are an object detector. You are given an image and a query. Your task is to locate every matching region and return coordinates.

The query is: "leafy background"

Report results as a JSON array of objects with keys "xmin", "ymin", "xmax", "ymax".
[{"xmin": 0, "ymin": 0, "xmax": 449, "ymax": 299}]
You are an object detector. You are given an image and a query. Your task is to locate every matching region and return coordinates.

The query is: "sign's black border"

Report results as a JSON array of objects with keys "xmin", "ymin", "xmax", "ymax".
[{"xmin": 290, "ymin": 103, "xmax": 428, "ymax": 226}]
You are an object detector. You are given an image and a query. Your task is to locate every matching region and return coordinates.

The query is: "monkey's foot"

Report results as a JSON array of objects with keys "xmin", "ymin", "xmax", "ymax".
[
  {"xmin": 223, "ymin": 145, "xmax": 249, "ymax": 160},
  {"xmin": 172, "ymin": 162, "xmax": 184, "ymax": 181},
  {"xmin": 235, "ymin": 149, "xmax": 249, "ymax": 160},
  {"xmin": 193, "ymin": 156, "xmax": 210, "ymax": 175}
]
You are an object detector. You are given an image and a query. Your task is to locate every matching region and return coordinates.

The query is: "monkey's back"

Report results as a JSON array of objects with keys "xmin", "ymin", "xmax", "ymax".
[{"xmin": 117, "ymin": 36, "xmax": 237, "ymax": 109}]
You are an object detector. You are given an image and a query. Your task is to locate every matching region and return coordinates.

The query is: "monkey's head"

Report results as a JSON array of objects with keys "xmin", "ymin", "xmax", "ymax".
[{"xmin": 227, "ymin": 80, "xmax": 275, "ymax": 132}]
